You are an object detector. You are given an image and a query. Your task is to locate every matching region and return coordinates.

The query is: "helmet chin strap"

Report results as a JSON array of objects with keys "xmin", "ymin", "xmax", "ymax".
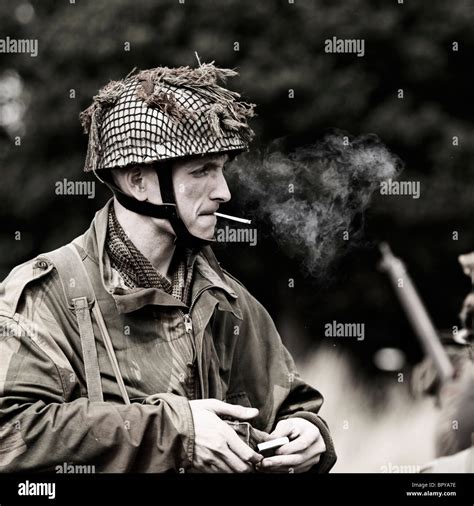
[
  {"xmin": 154, "ymin": 164, "xmax": 214, "ymax": 248},
  {"xmin": 99, "ymin": 165, "xmax": 214, "ymax": 249}
]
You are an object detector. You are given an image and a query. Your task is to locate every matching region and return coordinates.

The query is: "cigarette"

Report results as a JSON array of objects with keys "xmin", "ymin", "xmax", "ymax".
[{"xmin": 214, "ymin": 212, "xmax": 252, "ymax": 225}]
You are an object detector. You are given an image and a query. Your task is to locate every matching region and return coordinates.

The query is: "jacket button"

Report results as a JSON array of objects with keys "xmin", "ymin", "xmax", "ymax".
[{"xmin": 35, "ymin": 260, "xmax": 49, "ymax": 270}]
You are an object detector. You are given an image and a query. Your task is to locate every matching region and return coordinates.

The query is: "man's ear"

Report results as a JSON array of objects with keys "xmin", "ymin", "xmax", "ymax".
[{"xmin": 124, "ymin": 166, "xmax": 147, "ymax": 201}]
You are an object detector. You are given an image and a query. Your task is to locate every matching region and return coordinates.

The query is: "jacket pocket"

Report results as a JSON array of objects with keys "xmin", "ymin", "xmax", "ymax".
[{"xmin": 225, "ymin": 391, "xmax": 252, "ymax": 408}]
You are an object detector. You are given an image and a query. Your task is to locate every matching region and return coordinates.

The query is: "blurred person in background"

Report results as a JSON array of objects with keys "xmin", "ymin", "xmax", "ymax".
[{"xmin": 415, "ymin": 252, "xmax": 474, "ymax": 473}]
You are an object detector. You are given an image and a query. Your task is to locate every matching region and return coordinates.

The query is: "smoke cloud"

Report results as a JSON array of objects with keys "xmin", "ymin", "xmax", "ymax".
[{"xmin": 228, "ymin": 131, "xmax": 403, "ymax": 277}]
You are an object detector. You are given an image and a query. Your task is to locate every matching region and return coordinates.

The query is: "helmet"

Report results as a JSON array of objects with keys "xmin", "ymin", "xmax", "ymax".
[{"xmin": 79, "ymin": 62, "xmax": 255, "ymax": 246}]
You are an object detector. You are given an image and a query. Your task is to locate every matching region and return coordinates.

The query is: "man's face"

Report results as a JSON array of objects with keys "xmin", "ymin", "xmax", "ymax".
[{"xmin": 172, "ymin": 153, "xmax": 231, "ymax": 240}]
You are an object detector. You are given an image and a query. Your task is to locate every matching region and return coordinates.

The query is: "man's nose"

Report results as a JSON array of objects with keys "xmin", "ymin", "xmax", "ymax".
[{"xmin": 210, "ymin": 170, "xmax": 231, "ymax": 203}]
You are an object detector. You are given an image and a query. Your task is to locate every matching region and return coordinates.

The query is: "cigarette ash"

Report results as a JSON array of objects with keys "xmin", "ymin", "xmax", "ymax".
[{"xmin": 227, "ymin": 132, "xmax": 403, "ymax": 278}]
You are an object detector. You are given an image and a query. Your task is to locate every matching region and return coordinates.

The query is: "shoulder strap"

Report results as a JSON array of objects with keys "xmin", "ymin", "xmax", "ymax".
[
  {"xmin": 40, "ymin": 244, "xmax": 103, "ymax": 403},
  {"xmin": 39, "ymin": 244, "xmax": 130, "ymax": 405}
]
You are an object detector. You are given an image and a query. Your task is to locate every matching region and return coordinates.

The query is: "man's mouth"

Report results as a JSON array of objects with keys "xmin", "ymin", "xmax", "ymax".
[{"xmin": 199, "ymin": 209, "xmax": 219, "ymax": 216}]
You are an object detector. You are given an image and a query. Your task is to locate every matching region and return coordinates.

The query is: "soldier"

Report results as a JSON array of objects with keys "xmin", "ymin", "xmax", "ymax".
[
  {"xmin": 0, "ymin": 63, "xmax": 336, "ymax": 473},
  {"xmin": 414, "ymin": 252, "xmax": 474, "ymax": 473}
]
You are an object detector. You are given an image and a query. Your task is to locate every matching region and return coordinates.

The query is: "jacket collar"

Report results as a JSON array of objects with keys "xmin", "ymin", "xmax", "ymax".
[{"xmin": 78, "ymin": 199, "xmax": 239, "ymax": 314}]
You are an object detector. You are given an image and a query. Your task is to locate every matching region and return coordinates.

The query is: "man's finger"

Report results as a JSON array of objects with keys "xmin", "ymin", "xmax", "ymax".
[
  {"xmin": 259, "ymin": 455, "xmax": 321, "ymax": 474},
  {"xmin": 274, "ymin": 437, "xmax": 309, "ymax": 456},
  {"xmin": 257, "ymin": 453, "xmax": 302, "ymax": 469},
  {"xmin": 208, "ymin": 458, "xmax": 234, "ymax": 473},
  {"xmin": 270, "ymin": 419, "xmax": 297, "ymax": 439},
  {"xmin": 257, "ymin": 447, "xmax": 323, "ymax": 473},
  {"xmin": 253, "ymin": 427, "xmax": 273, "ymax": 444},
  {"xmin": 227, "ymin": 430, "xmax": 263, "ymax": 465},
  {"xmin": 275, "ymin": 432, "xmax": 319, "ymax": 456},
  {"xmin": 208, "ymin": 400, "xmax": 259, "ymax": 421},
  {"xmin": 287, "ymin": 453, "xmax": 322, "ymax": 473},
  {"xmin": 221, "ymin": 445, "xmax": 255, "ymax": 473}
]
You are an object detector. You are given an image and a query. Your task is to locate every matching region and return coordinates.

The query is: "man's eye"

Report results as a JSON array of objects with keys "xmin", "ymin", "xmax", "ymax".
[{"xmin": 193, "ymin": 167, "xmax": 209, "ymax": 177}]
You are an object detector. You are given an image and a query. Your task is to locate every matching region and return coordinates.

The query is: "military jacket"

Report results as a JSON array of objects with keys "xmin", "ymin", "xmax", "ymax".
[{"xmin": 0, "ymin": 200, "xmax": 336, "ymax": 472}]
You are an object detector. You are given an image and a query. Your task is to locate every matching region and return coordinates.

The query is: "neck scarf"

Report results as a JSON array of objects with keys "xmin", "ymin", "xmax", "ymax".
[{"xmin": 105, "ymin": 206, "xmax": 195, "ymax": 304}]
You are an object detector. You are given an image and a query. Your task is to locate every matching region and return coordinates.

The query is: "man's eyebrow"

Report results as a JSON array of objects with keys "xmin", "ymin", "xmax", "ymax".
[{"xmin": 188, "ymin": 160, "xmax": 224, "ymax": 171}]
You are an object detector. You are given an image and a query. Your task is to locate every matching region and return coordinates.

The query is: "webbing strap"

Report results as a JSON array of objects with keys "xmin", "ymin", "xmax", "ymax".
[
  {"xmin": 39, "ymin": 245, "xmax": 103, "ymax": 403},
  {"xmin": 39, "ymin": 243, "xmax": 130, "ymax": 405},
  {"xmin": 68, "ymin": 246, "xmax": 130, "ymax": 404},
  {"xmin": 73, "ymin": 296, "xmax": 104, "ymax": 402},
  {"xmin": 91, "ymin": 301, "xmax": 130, "ymax": 405}
]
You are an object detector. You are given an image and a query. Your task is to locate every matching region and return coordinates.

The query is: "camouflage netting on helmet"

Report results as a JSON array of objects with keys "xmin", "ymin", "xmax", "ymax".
[{"xmin": 79, "ymin": 63, "xmax": 256, "ymax": 172}]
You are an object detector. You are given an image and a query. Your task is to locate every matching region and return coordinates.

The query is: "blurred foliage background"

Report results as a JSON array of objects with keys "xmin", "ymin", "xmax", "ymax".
[{"xmin": 1, "ymin": 0, "xmax": 473, "ymax": 383}]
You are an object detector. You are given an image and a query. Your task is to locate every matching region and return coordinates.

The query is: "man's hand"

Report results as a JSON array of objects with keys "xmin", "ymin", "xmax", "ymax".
[
  {"xmin": 255, "ymin": 417, "xmax": 326, "ymax": 473},
  {"xmin": 189, "ymin": 399, "xmax": 264, "ymax": 473}
]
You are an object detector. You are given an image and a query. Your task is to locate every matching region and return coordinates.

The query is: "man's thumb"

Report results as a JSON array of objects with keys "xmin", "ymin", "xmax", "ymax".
[{"xmin": 210, "ymin": 400, "xmax": 259, "ymax": 420}]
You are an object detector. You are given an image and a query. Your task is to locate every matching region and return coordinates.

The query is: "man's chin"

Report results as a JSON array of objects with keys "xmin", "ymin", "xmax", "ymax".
[
  {"xmin": 201, "ymin": 228, "xmax": 216, "ymax": 241},
  {"xmin": 187, "ymin": 216, "xmax": 217, "ymax": 241},
  {"xmin": 186, "ymin": 226, "xmax": 216, "ymax": 242}
]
